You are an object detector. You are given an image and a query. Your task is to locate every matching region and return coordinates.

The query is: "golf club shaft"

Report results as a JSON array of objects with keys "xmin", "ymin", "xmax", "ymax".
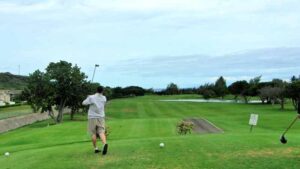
[{"xmin": 282, "ymin": 115, "xmax": 299, "ymax": 136}]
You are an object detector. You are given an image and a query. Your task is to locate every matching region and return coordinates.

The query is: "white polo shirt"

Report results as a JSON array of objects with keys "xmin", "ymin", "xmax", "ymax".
[{"xmin": 82, "ymin": 93, "xmax": 107, "ymax": 119}]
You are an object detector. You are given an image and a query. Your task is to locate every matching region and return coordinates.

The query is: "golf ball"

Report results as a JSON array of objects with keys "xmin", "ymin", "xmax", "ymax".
[
  {"xmin": 159, "ymin": 143, "xmax": 164, "ymax": 148},
  {"xmin": 4, "ymin": 152, "xmax": 9, "ymax": 156}
]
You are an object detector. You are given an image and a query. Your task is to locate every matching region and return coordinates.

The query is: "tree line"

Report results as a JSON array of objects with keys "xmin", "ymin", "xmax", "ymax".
[
  {"xmin": 22, "ymin": 60, "xmax": 300, "ymax": 123},
  {"xmin": 159, "ymin": 76, "xmax": 300, "ymax": 110}
]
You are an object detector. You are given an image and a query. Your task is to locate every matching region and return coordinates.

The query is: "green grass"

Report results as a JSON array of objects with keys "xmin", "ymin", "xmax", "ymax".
[
  {"xmin": 1, "ymin": 95, "xmax": 300, "ymax": 169},
  {"xmin": 0, "ymin": 105, "xmax": 32, "ymax": 120}
]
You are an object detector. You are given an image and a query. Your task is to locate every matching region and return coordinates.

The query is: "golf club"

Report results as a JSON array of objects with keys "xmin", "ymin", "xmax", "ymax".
[{"xmin": 280, "ymin": 100, "xmax": 300, "ymax": 144}]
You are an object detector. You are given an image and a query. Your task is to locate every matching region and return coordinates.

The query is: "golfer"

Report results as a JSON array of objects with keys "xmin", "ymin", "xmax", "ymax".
[{"xmin": 82, "ymin": 86, "xmax": 108, "ymax": 155}]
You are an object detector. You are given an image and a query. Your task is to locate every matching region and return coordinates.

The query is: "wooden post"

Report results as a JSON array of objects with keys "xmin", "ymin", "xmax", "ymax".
[{"xmin": 250, "ymin": 125, "xmax": 254, "ymax": 133}]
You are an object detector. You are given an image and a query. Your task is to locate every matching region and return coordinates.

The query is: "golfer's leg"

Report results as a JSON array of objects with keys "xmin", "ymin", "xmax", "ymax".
[
  {"xmin": 89, "ymin": 119, "xmax": 97, "ymax": 148},
  {"xmin": 100, "ymin": 131, "xmax": 108, "ymax": 155},
  {"xmin": 98, "ymin": 118, "xmax": 106, "ymax": 145},
  {"xmin": 92, "ymin": 134, "xmax": 97, "ymax": 148},
  {"xmin": 99, "ymin": 133, "xmax": 106, "ymax": 144}
]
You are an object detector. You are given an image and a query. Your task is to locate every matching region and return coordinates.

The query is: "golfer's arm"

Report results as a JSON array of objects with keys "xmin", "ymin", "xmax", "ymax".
[
  {"xmin": 82, "ymin": 97, "xmax": 91, "ymax": 105},
  {"xmin": 104, "ymin": 97, "xmax": 108, "ymax": 107}
]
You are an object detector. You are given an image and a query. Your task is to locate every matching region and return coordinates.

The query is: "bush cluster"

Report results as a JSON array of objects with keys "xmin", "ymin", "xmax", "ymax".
[{"xmin": 177, "ymin": 121, "xmax": 194, "ymax": 135}]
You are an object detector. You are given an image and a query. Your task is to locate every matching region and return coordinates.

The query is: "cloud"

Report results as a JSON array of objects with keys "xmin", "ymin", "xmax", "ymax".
[
  {"xmin": 0, "ymin": 0, "xmax": 58, "ymax": 13},
  {"xmin": 1, "ymin": 0, "xmax": 298, "ymax": 16},
  {"xmin": 59, "ymin": 0, "xmax": 299, "ymax": 14},
  {"xmin": 106, "ymin": 47, "xmax": 300, "ymax": 84},
  {"xmin": 1, "ymin": 0, "xmax": 300, "ymax": 88},
  {"xmin": 1, "ymin": 0, "xmax": 299, "ymax": 32}
]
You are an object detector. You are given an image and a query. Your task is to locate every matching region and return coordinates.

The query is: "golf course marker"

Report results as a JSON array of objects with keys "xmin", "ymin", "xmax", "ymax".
[{"xmin": 249, "ymin": 114, "xmax": 259, "ymax": 132}]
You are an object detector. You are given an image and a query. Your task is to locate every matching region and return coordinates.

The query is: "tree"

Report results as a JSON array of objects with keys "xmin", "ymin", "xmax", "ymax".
[
  {"xmin": 112, "ymin": 87, "xmax": 124, "ymax": 98},
  {"xmin": 46, "ymin": 61, "xmax": 87, "ymax": 122},
  {"xmin": 21, "ymin": 70, "xmax": 56, "ymax": 120},
  {"xmin": 272, "ymin": 79, "xmax": 285, "ymax": 87},
  {"xmin": 122, "ymin": 86, "xmax": 146, "ymax": 96},
  {"xmin": 198, "ymin": 83, "xmax": 216, "ymax": 99},
  {"xmin": 165, "ymin": 83, "xmax": 179, "ymax": 95},
  {"xmin": 104, "ymin": 86, "xmax": 113, "ymax": 100},
  {"xmin": 248, "ymin": 76, "xmax": 261, "ymax": 97},
  {"xmin": 291, "ymin": 75, "xmax": 298, "ymax": 82},
  {"xmin": 214, "ymin": 76, "xmax": 228, "ymax": 99},
  {"xmin": 286, "ymin": 80, "xmax": 300, "ymax": 110},
  {"xmin": 228, "ymin": 80, "xmax": 250, "ymax": 103},
  {"xmin": 180, "ymin": 88, "xmax": 197, "ymax": 94},
  {"xmin": 202, "ymin": 89, "xmax": 216, "ymax": 100},
  {"xmin": 258, "ymin": 87, "xmax": 284, "ymax": 105},
  {"xmin": 145, "ymin": 88, "xmax": 155, "ymax": 95},
  {"xmin": 258, "ymin": 86, "xmax": 271, "ymax": 104},
  {"xmin": 271, "ymin": 79, "xmax": 287, "ymax": 110},
  {"xmin": 23, "ymin": 61, "xmax": 88, "ymax": 123}
]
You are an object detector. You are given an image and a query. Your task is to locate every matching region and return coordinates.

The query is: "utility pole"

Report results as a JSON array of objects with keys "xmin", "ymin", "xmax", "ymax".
[{"xmin": 91, "ymin": 64, "xmax": 99, "ymax": 82}]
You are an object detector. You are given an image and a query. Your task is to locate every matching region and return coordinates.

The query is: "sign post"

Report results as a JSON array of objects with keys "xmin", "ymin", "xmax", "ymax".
[{"xmin": 249, "ymin": 114, "xmax": 259, "ymax": 133}]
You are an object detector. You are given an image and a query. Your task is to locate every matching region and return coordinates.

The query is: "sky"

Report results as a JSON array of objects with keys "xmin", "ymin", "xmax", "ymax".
[{"xmin": 0, "ymin": 0, "xmax": 299, "ymax": 88}]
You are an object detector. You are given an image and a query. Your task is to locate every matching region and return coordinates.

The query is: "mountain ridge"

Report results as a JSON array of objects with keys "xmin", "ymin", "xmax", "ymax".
[{"xmin": 0, "ymin": 72, "xmax": 28, "ymax": 90}]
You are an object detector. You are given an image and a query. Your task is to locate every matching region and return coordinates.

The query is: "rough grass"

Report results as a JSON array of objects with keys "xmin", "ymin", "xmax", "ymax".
[{"xmin": 1, "ymin": 95, "xmax": 300, "ymax": 169}]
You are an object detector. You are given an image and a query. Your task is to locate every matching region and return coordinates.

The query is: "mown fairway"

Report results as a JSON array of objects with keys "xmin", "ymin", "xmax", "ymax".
[{"xmin": 1, "ymin": 95, "xmax": 300, "ymax": 169}]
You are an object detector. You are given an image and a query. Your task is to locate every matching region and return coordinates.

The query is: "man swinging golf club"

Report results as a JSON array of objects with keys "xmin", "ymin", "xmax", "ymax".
[{"xmin": 83, "ymin": 86, "xmax": 108, "ymax": 155}]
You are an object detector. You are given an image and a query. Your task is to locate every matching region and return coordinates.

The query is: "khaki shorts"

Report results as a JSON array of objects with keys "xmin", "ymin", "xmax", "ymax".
[{"xmin": 88, "ymin": 118, "xmax": 105, "ymax": 135}]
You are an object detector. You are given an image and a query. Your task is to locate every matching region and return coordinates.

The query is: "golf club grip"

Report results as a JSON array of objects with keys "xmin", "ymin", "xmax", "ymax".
[{"xmin": 282, "ymin": 115, "xmax": 299, "ymax": 136}]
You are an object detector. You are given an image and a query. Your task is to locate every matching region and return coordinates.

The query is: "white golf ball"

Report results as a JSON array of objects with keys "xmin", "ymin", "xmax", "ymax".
[
  {"xmin": 159, "ymin": 143, "xmax": 164, "ymax": 148},
  {"xmin": 4, "ymin": 152, "xmax": 10, "ymax": 156}
]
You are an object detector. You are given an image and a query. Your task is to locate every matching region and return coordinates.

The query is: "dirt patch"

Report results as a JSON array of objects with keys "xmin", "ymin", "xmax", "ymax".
[{"xmin": 184, "ymin": 118, "xmax": 223, "ymax": 134}]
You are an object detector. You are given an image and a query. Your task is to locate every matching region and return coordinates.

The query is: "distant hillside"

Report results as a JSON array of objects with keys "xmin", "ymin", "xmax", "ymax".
[{"xmin": 0, "ymin": 72, "xmax": 28, "ymax": 90}]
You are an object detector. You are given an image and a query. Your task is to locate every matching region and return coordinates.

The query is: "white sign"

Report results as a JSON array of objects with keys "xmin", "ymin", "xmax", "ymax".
[{"xmin": 249, "ymin": 114, "xmax": 259, "ymax": 126}]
